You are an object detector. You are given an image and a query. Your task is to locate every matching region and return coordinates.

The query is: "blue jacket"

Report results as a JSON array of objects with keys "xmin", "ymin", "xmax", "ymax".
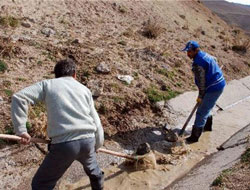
[{"xmin": 192, "ymin": 50, "xmax": 226, "ymax": 98}]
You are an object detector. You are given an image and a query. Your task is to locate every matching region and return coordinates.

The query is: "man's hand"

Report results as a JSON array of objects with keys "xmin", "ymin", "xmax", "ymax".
[
  {"xmin": 196, "ymin": 97, "xmax": 202, "ymax": 104},
  {"xmin": 19, "ymin": 132, "xmax": 31, "ymax": 145}
]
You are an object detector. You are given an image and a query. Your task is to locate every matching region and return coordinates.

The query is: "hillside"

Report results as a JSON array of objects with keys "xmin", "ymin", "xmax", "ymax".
[
  {"xmin": 201, "ymin": 0, "xmax": 250, "ymax": 35},
  {"xmin": 0, "ymin": 0, "xmax": 250, "ymax": 140}
]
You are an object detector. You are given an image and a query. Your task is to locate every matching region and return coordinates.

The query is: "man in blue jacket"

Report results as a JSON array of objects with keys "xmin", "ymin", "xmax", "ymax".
[{"xmin": 182, "ymin": 41, "xmax": 226, "ymax": 143}]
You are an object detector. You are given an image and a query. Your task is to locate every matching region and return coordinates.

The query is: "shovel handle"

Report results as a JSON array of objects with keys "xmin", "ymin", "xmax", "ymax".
[
  {"xmin": 98, "ymin": 148, "xmax": 136, "ymax": 160},
  {"xmin": 179, "ymin": 102, "xmax": 200, "ymax": 136},
  {"xmin": 0, "ymin": 134, "xmax": 137, "ymax": 160},
  {"xmin": 0, "ymin": 134, "xmax": 50, "ymax": 144}
]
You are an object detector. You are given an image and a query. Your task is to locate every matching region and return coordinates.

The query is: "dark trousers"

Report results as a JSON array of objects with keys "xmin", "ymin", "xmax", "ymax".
[{"xmin": 32, "ymin": 138, "xmax": 104, "ymax": 190}]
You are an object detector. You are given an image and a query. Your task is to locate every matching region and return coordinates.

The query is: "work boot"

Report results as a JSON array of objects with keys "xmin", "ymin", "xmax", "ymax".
[
  {"xmin": 204, "ymin": 115, "xmax": 213, "ymax": 131},
  {"xmin": 186, "ymin": 126, "xmax": 203, "ymax": 143}
]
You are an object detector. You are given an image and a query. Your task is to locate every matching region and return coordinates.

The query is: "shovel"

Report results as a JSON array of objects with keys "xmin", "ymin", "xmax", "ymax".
[
  {"xmin": 178, "ymin": 102, "xmax": 200, "ymax": 136},
  {"xmin": 0, "ymin": 134, "xmax": 138, "ymax": 160},
  {"xmin": 165, "ymin": 102, "xmax": 200, "ymax": 142}
]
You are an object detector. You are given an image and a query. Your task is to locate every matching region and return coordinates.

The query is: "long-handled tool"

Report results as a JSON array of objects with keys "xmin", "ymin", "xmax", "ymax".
[
  {"xmin": 165, "ymin": 102, "xmax": 200, "ymax": 142},
  {"xmin": 178, "ymin": 102, "xmax": 199, "ymax": 136},
  {"xmin": 0, "ymin": 134, "xmax": 137, "ymax": 160}
]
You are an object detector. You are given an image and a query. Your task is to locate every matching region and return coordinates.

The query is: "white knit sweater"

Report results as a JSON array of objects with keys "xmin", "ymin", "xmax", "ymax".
[{"xmin": 11, "ymin": 77, "xmax": 104, "ymax": 148}]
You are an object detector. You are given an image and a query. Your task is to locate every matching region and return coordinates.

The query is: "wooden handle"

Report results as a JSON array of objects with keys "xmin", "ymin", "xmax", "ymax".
[
  {"xmin": 98, "ymin": 148, "xmax": 136, "ymax": 160},
  {"xmin": 0, "ymin": 134, "xmax": 50, "ymax": 144},
  {"xmin": 0, "ymin": 134, "xmax": 137, "ymax": 160},
  {"xmin": 179, "ymin": 102, "xmax": 200, "ymax": 136}
]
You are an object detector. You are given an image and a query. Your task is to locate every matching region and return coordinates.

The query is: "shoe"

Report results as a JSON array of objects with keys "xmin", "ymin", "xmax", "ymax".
[
  {"xmin": 204, "ymin": 115, "xmax": 212, "ymax": 131},
  {"xmin": 186, "ymin": 126, "xmax": 203, "ymax": 143}
]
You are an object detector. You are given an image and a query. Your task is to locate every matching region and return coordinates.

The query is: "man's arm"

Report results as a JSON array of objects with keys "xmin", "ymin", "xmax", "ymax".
[
  {"xmin": 88, "ymin": 91, "xmax": 104, "ymax": 150},
  {"xmin": 193, "ymin": 65, "xmax": 206, "ymax": 99},
  {"xmin": 11, "ymin": 81, "xmax": 45, "ymax": 142}
]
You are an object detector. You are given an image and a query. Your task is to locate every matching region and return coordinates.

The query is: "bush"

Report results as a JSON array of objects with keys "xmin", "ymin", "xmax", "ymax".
[
  {"xmin": 212, "ymin": 175, "xmax": 223, "ymax": 186},
  {"xmin": 0, "ymin": 60, "xmax": 8, "ymax": 72},
  {"xmin": 26, "ymin": 122, "xmax": 32, "ymax": 132},
  {"xmin": 232, "ymin": 31, "xmax": 250, "ymax": 53},
  {"xmin": 98, "ymin": 103, "xmax": 107, "ymax": 115},
  {"xmin": 142, "ymin": 19, "xmax": 163, "ymax": 39},
  {"xmin": 4, "ymin": 126, "xmax": 14, "ymax": 135},
  {"xmin": 4, "ymin": 89, "xmax": 13, "ymax": 97},
  {"xmin": 0, "ymin": 16, "xmax": 19, "ymax": 28},
  {"xmin": 232, "ymin": 44, "xmax": 249, "ymax": 53},
  {"xmin": 241, "ymin": 148, "xmax": 250, "ymax": 164}
]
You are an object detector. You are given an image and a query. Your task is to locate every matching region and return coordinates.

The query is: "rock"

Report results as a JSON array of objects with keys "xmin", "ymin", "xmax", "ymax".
[
  {"xmin": 87, "ymin": 80, "xmax": 103, "ymax": 97},
  {"xmin": 0, "ymin": 96, "xmax": 3, "ymax": 104},
  {"xmin": 136, "ymin": 143, "xmax": 151, "ymax": 155},
  {"xmin": 117, "ymin": 75, "xmax": 134, "ymax": 84},
  {"xmin": 41, "ymin": 28, "xmax": 56, "ymax": 37},
  {"xmin": 165, "ymin": 129, "xmax": 178, "ymax": 142},
  {"xmin": 72, "ymin": 38, "xmax": 83, "ymax": 44},
  {"xmin": 10, "ymin": 35, "xmax": 19, "ymax": 42},
  {"xmin": 96, "ymin": 62, "xmax": 110, "ymax": 74},
  {"xmin": 21, "ymin": 22, "xmax": 31, "ymax": 28},
  {"xmin": 153, "ymin": 100, "xmax": 165, "ymax": 112}
]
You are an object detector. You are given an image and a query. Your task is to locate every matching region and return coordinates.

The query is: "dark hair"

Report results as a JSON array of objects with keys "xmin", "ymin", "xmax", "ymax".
[{"xmin": 54, "ymin": 59, "xmax": 76, "ymax": 78}]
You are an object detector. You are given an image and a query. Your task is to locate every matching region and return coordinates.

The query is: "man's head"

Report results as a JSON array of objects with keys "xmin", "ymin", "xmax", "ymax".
[
  {"xmin": 182, "ymin": 40, "xmax": 200, "ymax": 59},
  {"xmin": 54, "ymin": 59, "xmax": 76, "ymax": 78}
]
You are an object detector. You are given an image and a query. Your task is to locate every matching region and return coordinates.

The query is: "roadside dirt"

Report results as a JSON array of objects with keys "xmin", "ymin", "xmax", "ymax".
[{"xmin": 211, "ymin": 147, "xmax": 250, "ymax": 190}]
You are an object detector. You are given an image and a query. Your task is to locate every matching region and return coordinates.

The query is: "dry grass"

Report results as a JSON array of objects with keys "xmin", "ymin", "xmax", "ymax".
[
  {"xmin": 0, "ymin": 36, "xmax": 20, "ymax": 58},
  {"xmin": 232, "ymin": 30, "xmax": 250, "ymax": 53},
  {"xmin": 142, "ymin": 18, "xmax": 164, "ymax": 39},
  {"xmin": 232, "ymin": 40, "xmax": 250, "ymax": 53},
  {"xmin": 0, "ymin": 16, "xmax": 19, "ymax": 28}
]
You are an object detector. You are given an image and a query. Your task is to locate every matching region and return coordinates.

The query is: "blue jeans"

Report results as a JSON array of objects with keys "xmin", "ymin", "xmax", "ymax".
[
  {"xmin": 194, "ymin": 89, "xmax": 224, "ymax": 128},
  {"xmin": 32, "ymin": 138, "xmax": 104, "ymax": 190}
]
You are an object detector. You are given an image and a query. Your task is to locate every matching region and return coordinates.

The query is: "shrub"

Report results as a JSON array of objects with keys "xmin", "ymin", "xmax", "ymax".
[
  {"xmin": 118, "ymin": 5, "xmax": 127, "ymax": 13},
  {"xmin": 26, "ymin": 122, "xmax": 32, "ymax": 132},
  {"xmin": 232, "ymin": 42, "xmax": 250, "ymax": 53},
  {"xmin": 212, "ymin": 175, "xmax": 223, "ymax": 186},
  {"xmin": 232, "ymin": 30, "xmax": 250, "ymax": 53},
  {"xmin": 98, "ymin": 103, "xmax": 107, "ymax": 115},
  {"xmin": 0, "ymin": 16, "xmax": 19, "ymax": 28},
  {"xmin": 122, "ymin": 28, "xmax": 134, "ymax": 37},
  {"xmin": 112, "ymin": 96, "xmax": 124, "ymax": 103},
  {"xmin": 0, "ymin": 60, "xmax": 8, "ymax": 72},
  {"xmin": 142, "ymin": 19, "xmax": 163, "ymax": 39},
  {"xmin": 241, "ymin": 148, "xmax": 250, "ymax": 164},
  {"xmin": 5, "ymin": 126, "xmax": 14, "ymax": 135},
  {"xmin": 4, "ymin": 89, "xmax": 13, "ymax": 97},
  {"xmin": 32, "ymin": 102, "xmax": 46, "ymax": 117}
]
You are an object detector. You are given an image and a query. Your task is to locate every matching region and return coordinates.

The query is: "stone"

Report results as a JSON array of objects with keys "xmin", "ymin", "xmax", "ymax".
[
  {"xmin": 87, "ymin": 80, "xmax": 103, "ymax": 97},
  {"xmin": 0, "ymin": 96, "xmax": 3, "ymax": 104},
  {"xmin": 96, "ymin": 62, "xmax": 110, "ymax": 74},
  {"xmin": 136, "ymin": 143, "xmax": 151, "ymax": 155},
  {"xmin": 41, "ymin": 28, "xmax": 56, "ymax": 37},
  {"xmin": 21, "ymin": 22, "xmax": 31, "ymax": 28},
  {"xmin": 117, "ymin": 75, "xmax": 134, "ymax": 84}
]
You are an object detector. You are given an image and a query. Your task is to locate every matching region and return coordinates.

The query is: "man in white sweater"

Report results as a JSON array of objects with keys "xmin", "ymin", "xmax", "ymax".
[{"xmin": 11, "ymin": 59, "xmax": 104, "ymax": 190}]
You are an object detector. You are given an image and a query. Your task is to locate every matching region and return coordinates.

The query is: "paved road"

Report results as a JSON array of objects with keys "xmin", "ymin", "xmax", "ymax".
[{"xmin": 166, "ymin": 124, "xmax": 250, "ymax": 190}]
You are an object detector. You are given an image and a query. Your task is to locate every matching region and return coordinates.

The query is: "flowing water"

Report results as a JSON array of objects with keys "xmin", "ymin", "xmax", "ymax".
[{"xmin": 59, "ymin": 95, "xmax": 250, "ymax": 190}]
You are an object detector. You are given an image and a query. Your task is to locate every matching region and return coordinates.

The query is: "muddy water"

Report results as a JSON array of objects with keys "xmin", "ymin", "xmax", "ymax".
[
  {"xmin": 60, "ymin": 142, "xmax": 202, "ymax": 190},
  {"xmin": 59, "ymin": 97, "xmax": 250, "ymax": 190}
]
